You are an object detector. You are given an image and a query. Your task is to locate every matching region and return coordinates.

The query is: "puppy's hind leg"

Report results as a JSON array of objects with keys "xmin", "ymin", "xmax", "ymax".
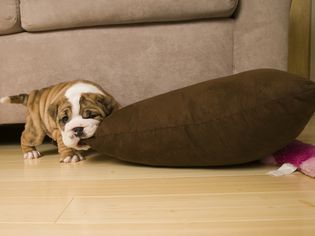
[{"xmin": 21, "ymin": 116, "xmax": 45, "ymax": 159}]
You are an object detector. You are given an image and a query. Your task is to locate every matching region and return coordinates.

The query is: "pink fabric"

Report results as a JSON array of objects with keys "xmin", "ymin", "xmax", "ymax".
[
  {"xmin": 300, "ymin": 157, "xmax": 315, "ymax": 177},
  {"xmin": 272, "ymin": 140, "xmax": 315, "ymax": 167},
  {"xmin": 267, "ymin": 140, "xmax": 315, "ymax": 178}
]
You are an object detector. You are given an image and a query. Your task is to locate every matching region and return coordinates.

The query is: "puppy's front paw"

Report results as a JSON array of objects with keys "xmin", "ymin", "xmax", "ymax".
[
  {"xmin": 60, "ymin": 153, "xmax": 85, "ymax": 163},
  {"xmin": 23, "ymin": 150, "xmax": 41, "ymax": 159}
]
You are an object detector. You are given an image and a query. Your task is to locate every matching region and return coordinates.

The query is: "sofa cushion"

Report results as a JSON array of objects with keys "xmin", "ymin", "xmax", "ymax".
[
  {"xmin": 0, "ymin": 0, "xmax": 23, "ymax": 35},
  {"xmin": 20, "ymin": 0, "xmax": 239, "ymax": 32}
]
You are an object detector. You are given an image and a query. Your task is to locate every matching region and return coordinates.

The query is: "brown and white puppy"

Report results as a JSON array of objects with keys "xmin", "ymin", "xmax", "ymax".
[{"xmin": 0, "ymin": 80, "xmax": 118, "ymax": 163}]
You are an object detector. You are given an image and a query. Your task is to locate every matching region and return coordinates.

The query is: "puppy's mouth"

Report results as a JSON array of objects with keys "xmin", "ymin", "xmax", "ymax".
[
  {"xmin": 74, "ymin": 138, "xmax": 92, "ymax": 151},
  {"xmin": 78, "ymin": 139, "xmax": 86, "ymax": 147}
]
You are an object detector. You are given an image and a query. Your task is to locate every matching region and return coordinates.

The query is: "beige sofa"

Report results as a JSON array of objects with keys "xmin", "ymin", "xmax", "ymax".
[{"xmin": 0, "ymin": 0, "xmax": 292, "ymax": 124}]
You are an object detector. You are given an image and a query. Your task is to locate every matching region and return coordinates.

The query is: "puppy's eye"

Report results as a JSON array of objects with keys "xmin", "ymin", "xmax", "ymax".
[
  {"xmin": 84, "ymin": 110, "xmax": 99, "ymax": 119},
  {"xmin": 88, "ymin": 113, "xmax": 98, "ymax": 119},
  {"xmin": 61, "ymin": 116, "xmax": 69, "ymax": 123}
]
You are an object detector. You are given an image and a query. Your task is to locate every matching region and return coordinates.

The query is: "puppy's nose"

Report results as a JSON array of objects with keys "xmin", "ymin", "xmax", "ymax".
[{"xmin": 73, "ymin": 127, "xmax": 84, "ymax": 137}]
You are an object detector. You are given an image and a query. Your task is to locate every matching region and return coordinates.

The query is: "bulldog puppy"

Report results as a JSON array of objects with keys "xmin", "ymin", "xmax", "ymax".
[{"xmin": 0, "ymin": 80, "xmax": 118, "ymax": 163}]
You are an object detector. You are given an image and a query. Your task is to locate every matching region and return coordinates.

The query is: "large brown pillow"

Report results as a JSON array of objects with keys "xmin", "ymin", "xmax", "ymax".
[{"xmin": 86, "ymin": 69, "xmax": 315, "ymax": 166}]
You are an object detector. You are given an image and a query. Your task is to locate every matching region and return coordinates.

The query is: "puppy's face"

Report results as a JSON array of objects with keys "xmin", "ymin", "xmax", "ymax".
[{"xmin": 49, "ymin": 92, "xmax": 116, "ymax": 150}]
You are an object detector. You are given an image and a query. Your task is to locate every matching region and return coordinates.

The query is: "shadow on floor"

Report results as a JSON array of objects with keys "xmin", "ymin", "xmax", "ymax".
[{"xmin": 87, "ymin": 149, "xmax": 263, "ymax": 170}]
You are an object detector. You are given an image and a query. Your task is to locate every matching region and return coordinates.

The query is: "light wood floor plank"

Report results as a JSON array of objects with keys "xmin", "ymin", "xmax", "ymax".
[
  {"xmin": 0, "ymin": 221, "xmax": 314, "ymax": 236},
  {"xmin": 0, "ymin": 174, "xmax": 314, "ymax": 198},
  {"xmin": 0, "ymin": 198, "xmax": 71, "ymax": 223},
  {"xmin": 58, "ymin": 192, "xmax": 315, "ymax": 223}
]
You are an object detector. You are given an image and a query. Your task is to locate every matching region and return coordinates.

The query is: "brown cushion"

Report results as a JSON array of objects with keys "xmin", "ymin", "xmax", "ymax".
[
  {"xmin": 20, "ymin": 0, "xmax": 238, "ymax": 32},
  {"xmin": 86, "ymin": 69, "xmax": 315, "ymax": 167},
  {"xmin": 0, "ymin": 0, "xmax": 23, "ymax": 35}
]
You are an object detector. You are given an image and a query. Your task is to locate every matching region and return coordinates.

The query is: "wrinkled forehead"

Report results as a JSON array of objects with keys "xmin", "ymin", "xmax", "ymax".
[
  {"xmin": 80, "ymin": 93, "xmax": 103, "ymax": 104},
  {"xmin": 58, "ymin": 92, "xmax": 104, "ymax": 110},
  {"xmin": 61, "ymin": 93, "xmax": 105, "ymax": 117},
  {"xmin": 64, "ymin": 82, "xmax": 105, "ymax": 115},
  {"xmin": 57, "ymin": 97, "xmax": 72, "ymax": 114},
  {"xmin": 79, "ymin": 93, "xmax": 105, "ymax": 113},
  {"xmin": 56, "ymin": 94, "xmax": 104, "ymax": 118}
]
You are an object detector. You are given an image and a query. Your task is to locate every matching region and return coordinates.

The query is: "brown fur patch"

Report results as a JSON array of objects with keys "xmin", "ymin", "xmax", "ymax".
[
  {"xmin": 79, "ymin": 93, "xmax": 118, "ymax": 121},
  {"xmin": 9, "ymin": 94, "xmax": 29, "ymax": 105},
  {"xmin": 48, "ymin": 96, "xmax": 73, "ymax": 131}
]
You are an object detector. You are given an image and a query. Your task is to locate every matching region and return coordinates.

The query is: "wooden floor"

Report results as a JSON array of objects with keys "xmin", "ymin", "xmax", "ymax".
[{"xmin": 0, "ymin": 118, "xmax": 315, "ymax": 235}]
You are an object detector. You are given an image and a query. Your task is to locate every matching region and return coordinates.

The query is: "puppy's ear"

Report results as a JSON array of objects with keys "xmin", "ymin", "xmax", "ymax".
[
  {"xmin": 48, "ymin": 102, "xmax": 59, "ymax": 120},
  {"xmin": 96, "ymin": 94, "xmax": 119, "ymax": 116}
]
